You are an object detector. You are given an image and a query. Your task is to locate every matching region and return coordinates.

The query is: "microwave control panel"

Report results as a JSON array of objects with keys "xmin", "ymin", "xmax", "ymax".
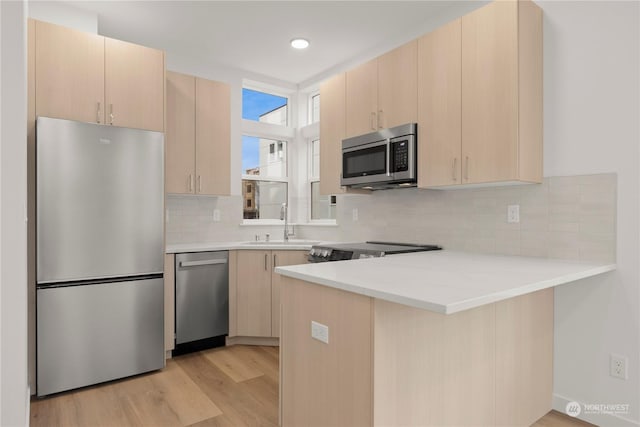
[{"xmin": 392, "ymin": 140, "xmax": 409, "ymax": 172}]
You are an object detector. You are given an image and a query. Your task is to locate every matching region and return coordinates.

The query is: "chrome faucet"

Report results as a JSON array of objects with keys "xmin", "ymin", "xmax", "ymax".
[{"xmin": 280, "ymin": 202, "xmax": 288, "ymax": 242}]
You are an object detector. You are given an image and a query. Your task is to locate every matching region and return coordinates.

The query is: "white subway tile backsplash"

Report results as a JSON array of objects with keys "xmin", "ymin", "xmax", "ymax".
[{"xmin": 165, "ymin": 173, "xmax": 616, "ymax": 263}]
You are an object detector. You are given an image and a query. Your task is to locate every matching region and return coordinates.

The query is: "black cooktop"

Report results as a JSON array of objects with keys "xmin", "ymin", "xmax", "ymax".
[{"xmin": 308, "ymin": 241, "xmax": 441, "ymax": 262}]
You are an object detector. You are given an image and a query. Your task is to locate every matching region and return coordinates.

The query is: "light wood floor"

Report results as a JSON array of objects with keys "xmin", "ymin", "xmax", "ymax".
[{"xmin": 31, "ymin": 345, "xmax": 595, "ymax": 427}]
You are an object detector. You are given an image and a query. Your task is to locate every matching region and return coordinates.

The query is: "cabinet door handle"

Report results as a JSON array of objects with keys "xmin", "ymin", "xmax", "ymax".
[
  {"xmin": 96, "ymin": 102, "xmax": 101, "ymax": 123},
  {"xmin": 198, "ymin": 175, "xmax": 202, "ymax": 193},
  {"xmin": 370, "ymin": 111, "xmax": 376, "ymax": 130},
  {"xmin": 273, "ymin": 254, "xmax": 277, "ymax": 269},
  {"xmin": 464, "ymin": 156, "xmax": 469, "ymax": 181},
  {"xmin": 264, "ymin": 254, "xmax": 268, "ymax": 271},
  {"xmin": 188, "ymin": 174, "xmax": 193, "ymax": 192},
  {"xmin": 109, "ymin": 104, "xmax": 114, "ymax": 125},
  {"xmin": 452, "ymin": 158, "xmax": 457, "ymax": 181},
  {"xmin": 378, "ymin": 110, "xmax": 383, "ymax": 129}
]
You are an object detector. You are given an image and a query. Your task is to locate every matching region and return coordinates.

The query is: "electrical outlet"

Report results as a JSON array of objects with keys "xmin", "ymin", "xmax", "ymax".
[
  {"xmin": 213, "ymin": 209, "xmax": 221, "ymax": 222},
  {"xmin": 507, "ymin": 205, "xmax": 520, "ymax": 223},
  {"xmin": 610, "ymin": 354, "xmax": 628, "ymax": 380},
  {"xmin": 311, "ymin": 321, "xmax": 329, "ymax": 344},
  {"xmin": 352, "ymin": 208, "xmax": 359, "ymax": 222}
]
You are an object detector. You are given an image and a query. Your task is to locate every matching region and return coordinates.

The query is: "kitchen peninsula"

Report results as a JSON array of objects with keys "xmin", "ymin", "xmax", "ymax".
[{"xmin": 275, "ymin": 252, "xmax": 615, "ymax": 426}]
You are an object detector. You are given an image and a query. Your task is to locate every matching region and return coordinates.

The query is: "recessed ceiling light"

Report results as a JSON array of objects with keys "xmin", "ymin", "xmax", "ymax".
[{"xmin": 290, "ymin": 38, "xmax": 309, "ymax": 49}]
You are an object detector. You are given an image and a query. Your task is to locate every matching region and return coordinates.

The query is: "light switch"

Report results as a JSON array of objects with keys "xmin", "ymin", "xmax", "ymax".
[{"xmin": 213, "ymin": 209, "xmax": 221, "ymax": 222}]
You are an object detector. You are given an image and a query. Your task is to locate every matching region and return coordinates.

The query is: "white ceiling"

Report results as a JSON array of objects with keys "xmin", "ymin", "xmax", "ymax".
[{"xmin": 66, "ymin": 1, "xmax": 481, "ymax": 86}]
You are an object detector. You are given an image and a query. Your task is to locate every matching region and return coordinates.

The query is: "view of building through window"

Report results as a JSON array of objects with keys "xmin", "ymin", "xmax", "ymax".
[
  {"xmin": 242, "ymin": 88, "xmax": 289, "ymax": 220},
  {"xmin": 242, "ymin": 180, "xmax": 287, "ymax": 220}
]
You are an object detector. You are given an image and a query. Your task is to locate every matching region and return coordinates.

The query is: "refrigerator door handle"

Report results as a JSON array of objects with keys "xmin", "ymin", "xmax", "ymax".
[{"xmin": 179, "ymin": 259, "xmax": 228, "ymax": 268}]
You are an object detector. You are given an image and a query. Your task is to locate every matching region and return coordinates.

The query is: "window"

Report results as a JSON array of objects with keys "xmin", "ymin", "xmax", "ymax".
[
  {"xmin": 242, "ymin": 86, "xmax": 291, "ymax": 221},
  {"xmin": 310, "ymin": 93, "xmax": 320, "ymax": 124},
  {"xmin": 242, "ymin": 180, "xmax": 287, "ymax": 220},
  {"xmin": 309, "ymin": 138, "xmax": 336, "ymax": 221},
  {"xmin": 311, "ymin": 182, "xmax": 336, "ymax": 220},
  {"xmin": 311, "ymin": 138, "xmax": 320, "ymax": 178},
  {"xmin": 242, "ymin": 88, "xmax": 288, "ymax": 126},
  {"xmin": 242, "ymin": 136, "xmax": 287, "ymax": 178}
]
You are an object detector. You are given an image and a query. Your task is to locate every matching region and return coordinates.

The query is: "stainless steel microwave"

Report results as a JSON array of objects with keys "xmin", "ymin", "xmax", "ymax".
[{"xmin": 341, "ymin": 123, "xmax": 417, "ymax": 190}]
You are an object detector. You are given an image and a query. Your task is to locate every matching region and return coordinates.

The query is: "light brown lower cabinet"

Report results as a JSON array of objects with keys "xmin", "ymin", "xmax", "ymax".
[
  {"xmin": 229, "ymin": 250, "xmax": 308, "ymax": 339},
  {"xmin": 280, "ymin": 277, "xmax": 553, "ymax": 427}
]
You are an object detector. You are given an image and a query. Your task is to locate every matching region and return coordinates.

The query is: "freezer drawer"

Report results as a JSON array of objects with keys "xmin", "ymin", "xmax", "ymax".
[
  {"xmin": 36, "ymin": 277, "xmax": 164, "ymax": 396},
  {"xmin": 175, "ymin": 251, "xmax": 229, "ymax": 344}
]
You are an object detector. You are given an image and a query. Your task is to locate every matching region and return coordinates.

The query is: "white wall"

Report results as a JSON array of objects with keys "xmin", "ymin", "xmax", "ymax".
[
  {"xmin": 0, "ymin": 0, "xmax": 29, "ymax": 425},
  {"xmin": 28, "ymin": 1, "xmax": 97, "ymax": 33},
  {"xmin": 538, "ymin": 1, "xmax": 639, "ymax": 425}
]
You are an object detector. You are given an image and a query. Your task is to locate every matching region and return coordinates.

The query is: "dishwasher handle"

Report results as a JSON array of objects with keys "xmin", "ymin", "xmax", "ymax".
[{"xmin": 179, "ymin": 259, "xmax": 228, "ymax": 268}]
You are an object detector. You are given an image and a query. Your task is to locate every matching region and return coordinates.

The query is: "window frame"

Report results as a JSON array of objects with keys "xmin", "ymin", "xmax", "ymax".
[
  {"xmin": 308, "ymin": 91, "xmax": 320, "ymax": 125},
  {"xmin": 307, "ymin": 137, "xmax": 337, "ymax": 224}
]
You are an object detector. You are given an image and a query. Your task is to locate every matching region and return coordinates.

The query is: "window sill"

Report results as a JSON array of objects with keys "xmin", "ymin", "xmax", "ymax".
[
  {"xmin": 303, "ymin": 221, "xmax": 338, "ymax": 227},
  {"xmin": 239, "ymin": 220, "xmax": 338, "ymax": 227},
  {"xmin": 240, "ymin": 219, "xmax": 285, "ymax": 226}
]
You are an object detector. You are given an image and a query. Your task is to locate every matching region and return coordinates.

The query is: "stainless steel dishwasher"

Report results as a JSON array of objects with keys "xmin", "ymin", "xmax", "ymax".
[{"xmin": 175, "ymin": 251, "xmax": 229, "ymax": 353}]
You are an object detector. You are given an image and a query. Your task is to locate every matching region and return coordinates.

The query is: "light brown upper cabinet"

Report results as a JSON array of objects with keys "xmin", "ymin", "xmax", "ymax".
[
  {"xmin": 104, "ymin": 38, "xmax": 164, "ymax": 131},
  {"xmin": 32, "ymin": 19, "xmax": 164, "ymax": 132},
  {"xmin": 34, "ymin": 20, "xmax": 105, "ymax": 124},
  {"xmin": 319, "ymin": 73, "xmax": 346, "ymax": 196},
  {"xmin": 461, "ymin": 0, "xmax": 542, "ymax": 185},
  {"xmin": 346, "ymin": 41, "xmax": 417, "ymax": 138},
  {"xmin": 319, "ymin": 73, "xmax": 371, "ymax": 196},
  {"xmin": 195, "ymin": 78, "xmax": 231, "ymax": 196},
  {"xmin": 377, "ymin": 40, "xmax": 418, "ymax": 130},
  {"xmin": 166, "ymin": 71, "xmax": 196, "ymax": 194},
  {"xmin": 345, "ymin": 59, "xmax": 378, "ymax": 138},
  {"xmin": 417, "ymin": 19, "xmax": 462, "ymax": 187},
  {"xmin": 165, "ymin": 71, "xmax": 230, "ymax": 196},
  {"xmin": 419, "ymin": 0, "xmax": 542, "ymax": 188}
]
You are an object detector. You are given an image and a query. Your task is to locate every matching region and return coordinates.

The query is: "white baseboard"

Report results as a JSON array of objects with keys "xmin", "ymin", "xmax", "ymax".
[{"xmin": 553, "ymin": 394, "xmax": 639, "ymax": 427}]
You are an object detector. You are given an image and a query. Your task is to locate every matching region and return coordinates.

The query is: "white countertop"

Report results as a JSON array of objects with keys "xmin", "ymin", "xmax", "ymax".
[
  {"xmin": 166, "ymin": 240, "xmax": 319, "ymax": 253},
  {"xmin": 275, "ymin": 251, "xmax": 616, "ymax": 314}
]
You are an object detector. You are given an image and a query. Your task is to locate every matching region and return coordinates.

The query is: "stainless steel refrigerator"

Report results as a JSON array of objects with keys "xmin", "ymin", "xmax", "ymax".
[{"xmin": 36, "ymin": 117, "xmax": 165, "ymax": 396}]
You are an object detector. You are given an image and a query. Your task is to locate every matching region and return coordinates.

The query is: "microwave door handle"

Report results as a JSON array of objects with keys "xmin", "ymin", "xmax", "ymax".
[
  {"xmin": 342, "ymin": 139, "xmax": 387, "ymax": 154},
  {"xmin": 386, "ymin": 140, "xmax": 391, "ymax": 177}
]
